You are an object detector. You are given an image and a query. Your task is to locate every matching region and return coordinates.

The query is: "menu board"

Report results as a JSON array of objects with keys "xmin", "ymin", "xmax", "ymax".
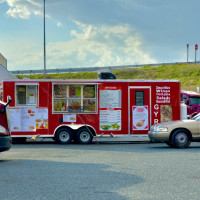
[
  {"xmin": 132, "ymin": 106, "xmax": 149, "ymax": 130},
  {"xmin": 9, "ymin": 107, "xmax": 48, "ymax": 132},
  {"xmin": 100, "ymin": 88, "xmax": 121, "ymax": 108},
  {"xmin": 21, "ymin": 107, "xmax": 37, "ymax": 131},
  {"xmin": 100, "ymin": 110, "xmax": 121, "ymax": 131},
  {"xmin": 36, "ymin": 107, "xmax": 48, "ymax": 129},
  {"xmin": 9, "ymin": 107, "xmax": 22, "ymax": 131},
  {"xmin": 99, "ymin": 87, "xmax": 122, "ymax": 131}
]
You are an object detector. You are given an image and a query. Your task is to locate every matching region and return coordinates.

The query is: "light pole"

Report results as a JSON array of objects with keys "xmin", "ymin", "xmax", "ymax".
[
  {"xmin": 186, "ymin": 44, "xmax": 189, "ymax": 63},
  {"xmin": 43, "ymin": 0, "xmax": 46, "ymax": 75}
]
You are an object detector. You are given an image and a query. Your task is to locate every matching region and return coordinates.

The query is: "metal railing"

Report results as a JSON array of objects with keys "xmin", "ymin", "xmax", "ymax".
[{"xmin": 10, "ymin": 61, "xmax": 199, "ymax": 75}]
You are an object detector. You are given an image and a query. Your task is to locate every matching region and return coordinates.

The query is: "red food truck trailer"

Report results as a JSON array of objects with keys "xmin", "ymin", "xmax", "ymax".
[{"xmin": 3, "ymin": 79, "xmax": 180, "ymax": 144}]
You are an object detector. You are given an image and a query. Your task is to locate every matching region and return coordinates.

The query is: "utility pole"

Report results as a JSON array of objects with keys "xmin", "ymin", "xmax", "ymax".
[
  {"xmin": 43, "ymin": 0, "xmax": 46, "ymax": 75},
  {"xmin": 186, "ymin": 44, "xmax": 189, "ymax": 63}
]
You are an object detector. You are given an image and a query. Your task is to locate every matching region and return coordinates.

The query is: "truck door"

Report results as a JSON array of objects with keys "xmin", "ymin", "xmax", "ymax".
[{"xmin": 129, "ymin": 87, "xmax": 151, "ymax": 134}]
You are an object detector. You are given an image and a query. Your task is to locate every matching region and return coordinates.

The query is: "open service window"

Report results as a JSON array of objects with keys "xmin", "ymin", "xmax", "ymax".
[
  {"xmin": 53, "ymin": 84, "xmax": 97, "ymax": 113},
  {"xmin": 15, "ymin": 84, "xmax": 39, "ymax": 106}
]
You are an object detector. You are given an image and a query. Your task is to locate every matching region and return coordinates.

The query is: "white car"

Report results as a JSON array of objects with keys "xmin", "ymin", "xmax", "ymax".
[{"xmin": 148, "ymin": 114, "xmax": 200, "ymax": 148}]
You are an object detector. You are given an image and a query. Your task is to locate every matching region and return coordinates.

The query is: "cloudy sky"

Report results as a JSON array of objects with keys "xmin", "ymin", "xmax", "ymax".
[{"xmin": 0, "ymin": 0, "xmax": 200, "ymax": 71}]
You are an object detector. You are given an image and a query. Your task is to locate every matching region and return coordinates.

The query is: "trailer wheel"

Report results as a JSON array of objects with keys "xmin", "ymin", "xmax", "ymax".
[
  {"xmin": 171, "ymin": 129, "xmax": 191, "ymax": 148},
  {"xmin": 76, "ymin": 128, "xmax": 93, "ymax": 144},
  {"xmin": 55, "ymin": 128, "xmax": 73, "ymax": 144}
]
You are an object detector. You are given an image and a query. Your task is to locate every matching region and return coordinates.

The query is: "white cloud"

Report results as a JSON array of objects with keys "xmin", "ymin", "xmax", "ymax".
[
  {"xmin": 3, "ymin": 0, "xmax": 42, "ymax": 19},
  {"xmin": 1, "ymin": 38, "xmax": 43, "ymax": 70},
  {"xmin": 5, "ymin": 22, "xmax": 156, "ymax": 70},
  {"xmin": 46, "ymin": 22, "xmax": 156, "ymax": 68},
  {"xmin": 56, "ymin": 22, "xmax": 62, "ymax": 27},
  {"xmin": 1, "ymin": 1, "xmax": 157, "ymax": 70}
]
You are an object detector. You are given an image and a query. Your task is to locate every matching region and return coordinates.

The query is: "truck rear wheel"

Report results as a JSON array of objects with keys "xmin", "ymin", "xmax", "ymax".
[
  {"xmin": 55, "ymin": 128, "xmax": 73, "ymax": 144},
  {"xmin": 75, "ymin": 128, "xmax": 93, "ymax": 144}
]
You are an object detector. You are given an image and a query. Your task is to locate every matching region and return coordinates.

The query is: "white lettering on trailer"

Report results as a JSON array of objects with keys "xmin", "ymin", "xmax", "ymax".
[
  {"xmin": 156, "ymin": 86, "xmax": 171, "ymax": 104},
  {"xmin": 154, "ymin": 111, "xmax": 158, "ymax": 117},
  {"xmin": 153, "ymin": 104, "xmax": 160, "ymax": 125},
  {"xmin": 156, "ymin": 96, "xmax": 170, "ymax": 100},
  {"xmin": 154, "ymin": 119, "xmax": 159, "ymax": 124},
  {"xmin": 154, "ymin": 104, "xmax": 159, "ymax": 110},
  {"xmin": 156, "ymin": 86, "xmax": 170, "ymax": 89}
]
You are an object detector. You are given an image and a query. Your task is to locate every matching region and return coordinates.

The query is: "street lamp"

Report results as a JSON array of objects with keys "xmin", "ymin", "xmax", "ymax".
[
  {"xmin": 186, "ymin": 44, "xmax": 189, "ymax": 63},
  {"xmin": 43, "ymin": 0, "xmax": 46, "ymax": 75}
]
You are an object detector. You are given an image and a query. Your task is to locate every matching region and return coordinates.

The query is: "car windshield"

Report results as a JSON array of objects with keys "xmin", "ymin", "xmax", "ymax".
[
  {"xmin": 190, "ymin": 97, "xmax": 200, "ymax": 104},
  {"xmin": 192, "ymin": 113, "xmax": 200, "ymax": 121}
]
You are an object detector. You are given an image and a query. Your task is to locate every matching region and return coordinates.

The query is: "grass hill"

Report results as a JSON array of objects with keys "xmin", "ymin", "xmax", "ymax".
[{"xmin": 17, "ymin": 63, "xmax": 200, "ymax": 91}]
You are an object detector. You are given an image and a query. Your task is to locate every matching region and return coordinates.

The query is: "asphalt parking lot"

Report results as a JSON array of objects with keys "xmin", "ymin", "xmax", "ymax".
[{"xmin": 1, "ymin": 139, "xmax": 200, "ymax": 200}]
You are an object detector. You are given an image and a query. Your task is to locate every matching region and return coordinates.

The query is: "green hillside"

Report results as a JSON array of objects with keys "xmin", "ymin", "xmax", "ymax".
[{"xmin": 17, "ymin": 63, "xmax": 200, "ymax": 91}]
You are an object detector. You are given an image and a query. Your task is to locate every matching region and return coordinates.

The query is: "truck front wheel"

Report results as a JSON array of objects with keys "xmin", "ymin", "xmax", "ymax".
[
  {"xmin": 75, "ymin": 128, "xmax": 93, "ymax": 144},
  {"xmin": 55, "ymin": 128, "xmax": 73, "ymax": 144}
]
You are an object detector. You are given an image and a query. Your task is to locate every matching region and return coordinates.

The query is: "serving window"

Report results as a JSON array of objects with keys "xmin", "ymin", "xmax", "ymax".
[
  {"xmin": 16, "ymin": 84, "xmax": 38, "ymax": 106},
  {"xmin": 53, "ymin": 84, "xmax": 97, "ymax": 113}
]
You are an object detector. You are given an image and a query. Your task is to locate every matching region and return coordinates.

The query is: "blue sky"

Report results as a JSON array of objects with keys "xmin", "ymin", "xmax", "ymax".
[{"xmin": 0, "ymin": 0, "xmax": 200, "ymax": 71}]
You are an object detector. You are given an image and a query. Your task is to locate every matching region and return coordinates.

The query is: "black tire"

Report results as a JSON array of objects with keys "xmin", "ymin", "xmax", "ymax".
[
  {"xmin": 75, "ymin": 128, "xmax": 93, "ymax": 144},
  {"xmin": 12, "ymin": 137, "xmax": 27, "ymax": 144},
  {"xmin": 171, "ymin": 129, "xmax": 191, "ymax": 148},
  {"xmin": 166, "ymin": 141, "xmax": 175, "ymax": 147},
  {"xmin": 55, "ymin": 128, "xmax": 73, "ymax": 144}
]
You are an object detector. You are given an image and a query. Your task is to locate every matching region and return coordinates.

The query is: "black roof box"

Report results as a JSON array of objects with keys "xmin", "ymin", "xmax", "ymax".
[{"xmin": 98, "ymin": 72, "xmax": 116, "ymax": 79}]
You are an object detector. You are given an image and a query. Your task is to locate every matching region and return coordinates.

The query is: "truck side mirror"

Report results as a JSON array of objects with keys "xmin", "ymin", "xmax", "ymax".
[{"xmin": 1, "ymin": 96, "xmax": 12, "ymax": 114}]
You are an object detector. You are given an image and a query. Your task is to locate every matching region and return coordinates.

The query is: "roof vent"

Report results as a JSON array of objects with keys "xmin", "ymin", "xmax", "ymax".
[{"xmin": 98, "ymin": 72, "xmax": 116, "ymax": 79}]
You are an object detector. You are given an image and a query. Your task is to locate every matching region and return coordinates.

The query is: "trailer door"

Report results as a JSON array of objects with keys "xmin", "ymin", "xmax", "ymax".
[{"xmin": 129, "ymin": 87, "xmax": 151, "ymax": 134}]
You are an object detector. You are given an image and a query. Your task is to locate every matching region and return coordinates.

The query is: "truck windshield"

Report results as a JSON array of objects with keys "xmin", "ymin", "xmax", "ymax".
[{"xmin": 190, "ymin": 97, "xmax": 200, "ymax": 104}]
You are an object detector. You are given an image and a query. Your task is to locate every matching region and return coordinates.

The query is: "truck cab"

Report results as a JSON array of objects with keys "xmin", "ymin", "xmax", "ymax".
[
  {"xmin": 0, "ymin": 96, "xmax": 12, "ymax": 152},
  {"xmin": 181, "ymin": 90, "xmax": 200, "ymax": 118}
]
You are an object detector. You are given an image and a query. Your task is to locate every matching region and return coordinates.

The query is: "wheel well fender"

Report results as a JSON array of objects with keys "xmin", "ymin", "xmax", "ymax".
[
  {"xmin": 53, "ymin": 125, "xmax": 75, "ymax": 137},
  {"xmin": 77, "ymin": 126, "xmax": 97, "ymax": 137},
  {"xmin": 53, "ymin": 125, "xmax": 96, "ymax": 137}
]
